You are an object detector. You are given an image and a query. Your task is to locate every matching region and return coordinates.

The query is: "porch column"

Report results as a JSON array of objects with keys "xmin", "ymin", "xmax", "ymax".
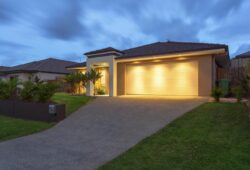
[
  {"xmin": 86, "ymin": 60, "xmax": 94, "ymax": 96},
  {"xmin": 108, "ymin": 59, "xmax": 117, "ymax": 96}
]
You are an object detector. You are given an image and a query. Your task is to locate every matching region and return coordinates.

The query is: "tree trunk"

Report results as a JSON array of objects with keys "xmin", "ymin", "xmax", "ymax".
[{"xmin": 93, "ymin": 80, "xmax": 96, "ymax": 96}]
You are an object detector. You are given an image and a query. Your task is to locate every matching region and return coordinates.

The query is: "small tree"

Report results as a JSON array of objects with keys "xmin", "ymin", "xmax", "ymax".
[
  {"xmin": 74, "ymin": 72, "xmax": 83, "ymax": 94},
  {"xmin": 20, "ymin": 81, "xmax": 36, "ymax": 101},
  {"xmin": 65, "ymin": 73, "xmax": 77, "ymax": 94},
  {"xmin": 230, "ymin": 61, "xmax": 250, "ymax": 97},
  {"xmin": 211, "ymin": 87, "xmax": 223, "ymax": 102},
  {"xmin": 80, "ymin": 73, "xmax": 88, "ymax": 92},
  {"xmin": 232, "ymin": 86, "xmax": 244, "ymax": 103},
  {"xmin": 35, "ymin": 83, "xmax": 58, "ymax": 102},
  {"xmin": 86, "ymin": 68, "xmax": 102, "ymax": 96}
]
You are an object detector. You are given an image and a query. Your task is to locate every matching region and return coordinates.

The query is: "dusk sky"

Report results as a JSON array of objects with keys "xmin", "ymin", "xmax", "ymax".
[{"xmin": 0, "ymin": 0, "xmax": 250, "ymax": 66}]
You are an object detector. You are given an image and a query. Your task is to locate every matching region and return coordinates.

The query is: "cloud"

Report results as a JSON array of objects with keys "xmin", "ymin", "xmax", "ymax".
[
  {"xmin": 0, "ymin": 0, "xmax": 15, "ymax": 23},
  {"xmin": 138, "ymin": 17, "xmax": 199, "ymax": 42},
  {"xmin": 0, "ymin": 40, "xmax": 33, "ymax": 66},
  {"xmin": 232, "ymin": 43, "xmax": 250, "ymax": 57},
  {"xmin": 36, "ymin": 0, "xmax": 88, "ymax": 41},
  {"xmin": 0, "ymin": 0, "xmax": 250, "ymax": 65},
  {"xmin": 63, "ymin": 52, "xmax": 85, "ymax": 62},
  {"xmin": 181, "ymin": 0, "xmax": 244, "ymax": 19},
  {"xmin": 0, "ymin": 40, "xmax": 31, "ymax": 49}
]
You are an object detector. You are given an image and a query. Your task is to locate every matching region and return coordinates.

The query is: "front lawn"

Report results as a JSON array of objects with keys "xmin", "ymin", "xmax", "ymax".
[
  {"xmin": 0, "ymin": 115, "xmax": 53, "ymax": 142},
  {"xmin": 99, "ymin": 103, "xmax": 250, "ymax": 170},
  {"xmin": 52, "ymin": 92, "xmax": 92, "ymax": 116},
  {"xmin": 0, "ymin": 93, "xmax": 91, "ymax": 142}
]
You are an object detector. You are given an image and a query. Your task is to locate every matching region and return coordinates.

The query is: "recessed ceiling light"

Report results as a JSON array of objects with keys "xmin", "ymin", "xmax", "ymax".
[{"xmin": 132, "ymin": 61, "xmax": 141, "ymax": 64}]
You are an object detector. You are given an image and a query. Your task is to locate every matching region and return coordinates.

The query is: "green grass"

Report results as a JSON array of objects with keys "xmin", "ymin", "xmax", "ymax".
[
  {"xmin": 0, "ymin": 92, "xmax": 91, "ymax": 142},
  {"xmin": 0, "ymin": 115, "xmax": 53, "ymax": 141},
  {"xmin": 99, "ymin": 103, "xmax": 250, "ymax": 170},
  {"xmin": 52, "ymin": 92, "xmax": 92, "ymax": 116}
]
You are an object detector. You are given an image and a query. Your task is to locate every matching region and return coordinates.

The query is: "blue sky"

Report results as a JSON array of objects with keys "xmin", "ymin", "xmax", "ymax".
[{"xmin": 0, "ymin": 0, "xmax": 250, "ymax": 66}]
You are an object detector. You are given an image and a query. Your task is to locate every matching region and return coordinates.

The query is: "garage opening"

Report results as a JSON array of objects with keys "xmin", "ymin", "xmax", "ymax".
[{"xmin": 125, "ymin": 61, "xmax": 198, "ymax": 96}]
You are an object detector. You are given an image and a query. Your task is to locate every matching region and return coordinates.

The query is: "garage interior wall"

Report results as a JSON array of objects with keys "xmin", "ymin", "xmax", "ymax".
[{"xmin": 117, "ymin": 55, "xmax": 213, "ymax": 96}]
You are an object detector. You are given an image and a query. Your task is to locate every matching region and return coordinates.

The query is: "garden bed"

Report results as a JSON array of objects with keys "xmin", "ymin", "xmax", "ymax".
[{"xmin": 0, "ymin": 100, "xmax": 65, "ymax": 122}]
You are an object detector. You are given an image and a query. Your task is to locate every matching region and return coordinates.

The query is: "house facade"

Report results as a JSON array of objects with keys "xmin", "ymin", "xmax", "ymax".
[
  {"xmin": 67, "ymin": 41, "xmax": 230, "ymax": 97},
  {"xmin": 0, "ymin": 58, "xmax": 77, "ymax": 82}
]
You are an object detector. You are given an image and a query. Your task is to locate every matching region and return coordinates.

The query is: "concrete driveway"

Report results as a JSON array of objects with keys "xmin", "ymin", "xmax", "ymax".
[{"xmin": 0, "ymin": 96, "xmax": 207, "ymax": 170}]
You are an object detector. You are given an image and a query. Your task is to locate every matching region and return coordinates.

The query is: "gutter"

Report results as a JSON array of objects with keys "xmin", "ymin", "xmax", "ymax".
[{"xmin": 115, "ymin": 48, "xmax": 227, "ymax": 63}]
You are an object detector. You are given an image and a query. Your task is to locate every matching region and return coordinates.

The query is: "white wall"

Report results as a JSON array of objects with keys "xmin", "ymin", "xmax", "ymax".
[
  {"xmin": 4, "ymin": 72, "xmax": 66, "ymax": 82},
  {"xmin": 35, "ymin": 72, "xmax": 65, "ymax": 81},
  {"xmin": 86, "ymin": 55, "xmax": 117, "ymax": 96},
  {"xmin": 6, "ymin": 73, "xmax": 31, "ymax": 82}
]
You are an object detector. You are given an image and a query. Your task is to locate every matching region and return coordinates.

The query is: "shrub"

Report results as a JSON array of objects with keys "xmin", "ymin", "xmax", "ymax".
[
  {"xmin": 65, "ymin": 73, "xmax": 78, "ymax": 94},
  {"xmin": 232, "ymin": 86, "xmax": 244, "ymax": 102},
  {"xmin": 0, "ymin": 80, "xmax": 9, "ymax": 99},
  {"xmin": 96, "ymin": 87, "xmax": 106, "ymax": 95},
  {"xmin": 211, "ymin": 87, "xmax": 223, "ymax": 102},
  {"xmin": 0, "ymin": 78, "xmax": 19, "ymax": 99},
  {"xmin": 20, "ymin": 81, "xmax": 36, "ymax": 101},
  {"xmin": 35, "ymin": 83, "xmax": 58, "ymax": 102}
]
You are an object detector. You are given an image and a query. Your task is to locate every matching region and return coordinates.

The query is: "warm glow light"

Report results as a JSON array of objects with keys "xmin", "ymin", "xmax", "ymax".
[
  {"xmin": 153, "ymin": 59, "xmax": 161, "ymax": 62},
  {"xmin": 132, "ymin": 61, "xmax": 141, "ymax": 64},
  {"xmin": 126, "ymin": 61, "xmax": 198, "ymax": 95},
  {"xmin": 176, "ymin": 57, "xmax": 187, "ymax": 60},
  {"xmin": 95, "ymin": 68, "xmax": 109, "ymax": 94}
]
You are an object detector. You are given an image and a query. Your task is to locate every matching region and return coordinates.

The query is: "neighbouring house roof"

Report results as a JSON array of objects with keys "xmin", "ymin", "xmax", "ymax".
[
  {"xmin": 0, "ymin": 66, "xmax": 9, "ymax": 71},
  {"xmin": 235, "ymin": 51, "xmax": 250, "ymax": 59},
  {"xmin": 66, "ymin": 62, "xmax": 86, "ymax": 69},
  {"xmin": 1, "ymin": 58, "xmax": 77, "ymax": 74},
  {"xmin": 84, "ymin": 41, "xmax": 229, "ymax": 67},
  {"xmin": 231, "ymin": 51, "xmax": 250, "ymax": 68},
  {"xmin": 0, "ymin": 66, "xmax": 9, "ymax": 76}
]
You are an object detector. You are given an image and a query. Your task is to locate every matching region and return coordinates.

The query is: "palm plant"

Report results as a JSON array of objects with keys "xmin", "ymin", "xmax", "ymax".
[
  {"xmin": 65, "ymin": 73, "xmax": 77, "ymax": 94},
  {"xmin": 80, "ymin": 73, "xmax": 88, "ymax": 90},
  {"xmin": 86, "ymin": 68, "xmax": 102, "ymax": 96},
  {"xmin": 74, "ymin": 72, "xmax": 83, "ymax": 94}
]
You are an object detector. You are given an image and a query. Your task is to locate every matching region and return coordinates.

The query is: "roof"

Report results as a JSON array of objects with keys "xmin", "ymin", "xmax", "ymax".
[
  {"xmin": 84, "ymin": 47, "xmax": 123, "ymax": 57},
  {"xmin": 66, "ymin": 62, "xmax": 86, "ymax": 69},
  {"xmin": 83, "ymin": 41, "xmax": 229, "ymax": 67},
  {"xmin": 235, "ymin": 51, "xmax": 250, "ymax": 59},
  {"xmin": 0, "ymin": 66, "xmax": 9, "ymax": 71},
  {"xmin": 1, "ymin": 58, "xmax": 77, "ymax": 74},
  {"xmin": 120, "ymin": 41, "xmax": 228, "ymax": 59}
]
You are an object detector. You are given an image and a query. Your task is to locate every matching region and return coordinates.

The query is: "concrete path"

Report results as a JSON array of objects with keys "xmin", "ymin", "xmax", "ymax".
[{"xmin": 0, "ymin": 96, "xmax": 207, "ymax": 170}]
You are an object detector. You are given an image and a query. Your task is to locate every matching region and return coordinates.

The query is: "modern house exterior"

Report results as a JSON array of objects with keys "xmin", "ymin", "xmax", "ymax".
[
  {"xmin": 67, "ymin": 41, "xmax": 230, "ymax": 97},
  {"xmin": 0, "ymin": 58, "xmax": 77, "ymax": 82}
]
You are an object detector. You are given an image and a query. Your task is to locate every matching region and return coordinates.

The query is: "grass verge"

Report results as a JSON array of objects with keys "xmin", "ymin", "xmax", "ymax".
[
  {"xmin": 99, "ymin": 103, "xmax": 250, "ymax": 170},
  {"xmin": 52, "ymin": 92, "xmax": 92, "ymax": 116},
  {"xmin": 0, "ymin": 115, "xmax": 53, "ymax": 142}
]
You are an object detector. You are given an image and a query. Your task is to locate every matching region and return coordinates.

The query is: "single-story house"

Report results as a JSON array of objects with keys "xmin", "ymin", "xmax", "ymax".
[
  {"xmin": 67, "ymin": 41, "xmax": 230, "ymax": 97},
  {"xmin": 0, "ymin": 66, "xmax": 10, "ymax": 80},
  {"xmin": 0, "ymin": 58, "xmax": 77, "ymax": 82},
  {"xmin": 231, "ymin": 51, "xmax": 250, "ymax": 68}
]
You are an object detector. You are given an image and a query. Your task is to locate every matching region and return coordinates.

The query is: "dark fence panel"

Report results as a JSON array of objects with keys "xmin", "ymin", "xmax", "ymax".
[{"xmin": 0, "ymin": 100, "xmax": 65, "ymax": 122}]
